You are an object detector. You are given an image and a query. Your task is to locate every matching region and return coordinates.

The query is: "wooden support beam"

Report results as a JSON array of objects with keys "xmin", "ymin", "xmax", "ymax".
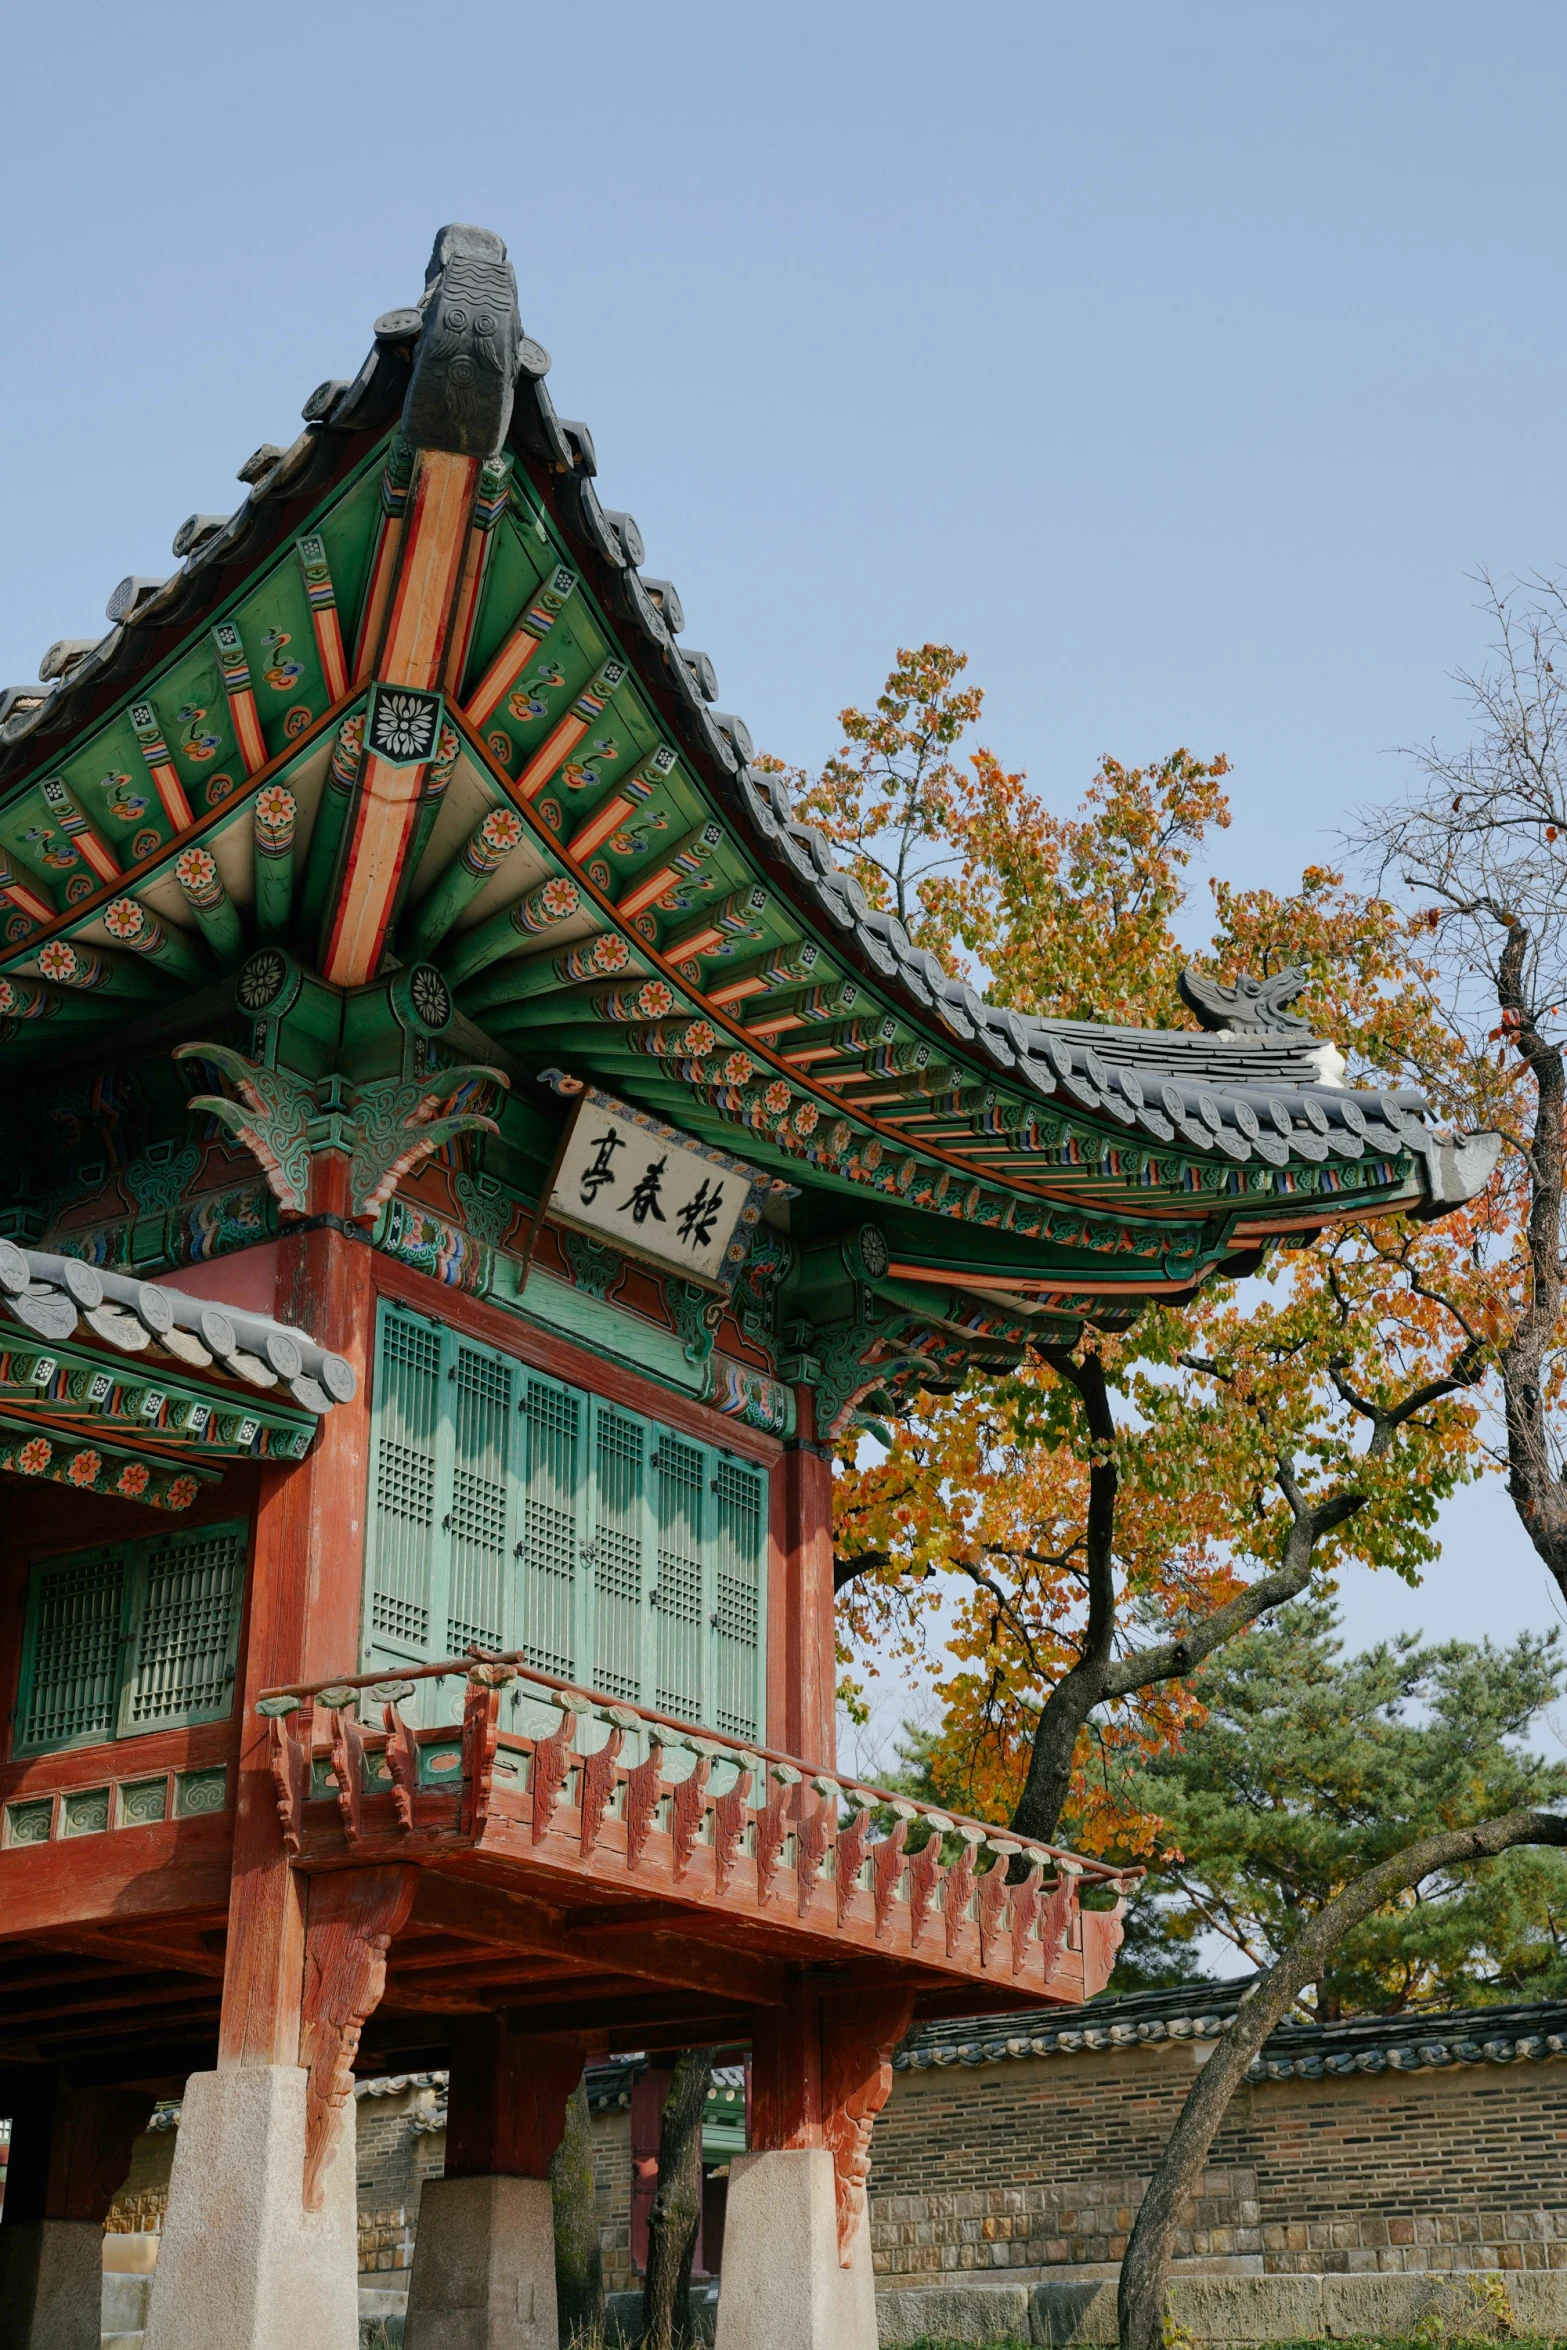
[
  {"xmin": 126, "ymin": 700, "xmax": 193, "ymax": 831},
  {"xmin": 324, "ymin": 449, "xmax": 480, "ymax": 985},
  {"xmin": 463, "ymin": 564, "xmax": 579, "ymax": 730},
  {"xmin": 561, "ymin": 745, "xmax": 676, "ymax": 863},
  {"xmin": 210, "ymin": 622, "xmax": 268, "ymax": 774},
  {"xmin": 511, "ymin": 662, "xmax": 626, "ymax": 804},
  {"xmin": 297, "ymin": 534, "xmax": 349, "ymax": 703},
  {"xmin": 40, "ymin": 775, "xmax": 121, "ymax": 885},
  {"xmin": 406, "ymin": 1872, "xmax": 791, "ymax": 2009},
  {"xmin": 613, "ymin": 819, "xmax": 724, "ymax": 922},
  {"xmin": 216, "ymin": 1226, "xmax": 373, "ymax": 2070}
]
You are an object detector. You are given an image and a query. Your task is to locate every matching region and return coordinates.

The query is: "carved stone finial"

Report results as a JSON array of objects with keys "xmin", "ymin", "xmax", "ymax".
[
  {"xmin": 400, "ymin": 224, "xmax": 521, "ymax": 458},
  {"xmin": 1178, "ymin": 964, "xmax": 1314, "ymax": 1037}
]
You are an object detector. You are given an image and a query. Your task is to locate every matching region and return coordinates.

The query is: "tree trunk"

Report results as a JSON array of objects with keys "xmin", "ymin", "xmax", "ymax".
[
  {"xmin": 641, "ymin": 2048, "xmax": 713, "ymax": 2350},
  {"xmin": 550, "ymin": 2071, "xmax": 605, "ymax": 2347},
  {"xmin": 1116, "ymin": 1809, "xmax": 1567, "ymax": 2350}
]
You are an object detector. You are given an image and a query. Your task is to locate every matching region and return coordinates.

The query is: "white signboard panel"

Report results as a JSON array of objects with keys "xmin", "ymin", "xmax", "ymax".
[{"xmin": 545, "ymin": 1089, "xmax": 769, "ymax": 1289}]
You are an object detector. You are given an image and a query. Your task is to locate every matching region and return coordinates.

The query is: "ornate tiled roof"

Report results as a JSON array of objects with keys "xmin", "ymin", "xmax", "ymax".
[
  {"xmin": 893, "ymin": 1979, "xmax": 1567, "ymax": 2084},
  {"xmin": 0, "ymin": 1239, "xmax": 354, "ymax": 1412}
]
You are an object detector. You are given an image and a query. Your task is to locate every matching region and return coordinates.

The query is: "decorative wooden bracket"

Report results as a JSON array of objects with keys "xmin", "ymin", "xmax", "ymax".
[
  {"xmin": 835, "ymin": 1798, "xmax": 873, "ymax": 1927},
  {"xmin": 347, "ymin": 1065, "xmax": 508, "ymax": 1220},
  {"xmin": 300, "ymin": 1864, "xmax": 417, "ymax": 2210},
  {"xmin": 711, "ymin": 1758, "xmax": 753, "ymax": 1894},
  {"xmin": 872, "ymin": 1807, "xmax": 914, "ymax": 1941},
  {"xmin": 326, "ymin": 1701, "xmax": 366, "ymax": 1845},
  {"xmin": 820, "ymin": 1987, "xmax": 917, "ymax": 2266},
  {"xmin": 976, "ymin": 1847, "xmax": 1012, "ymax": 1967},
  {"xmin": 461, "ymin": 1666, "xmax": 512, "ymax": 1838},
  {"xmin": 906, "ymin": 1819, "xmax": 945, "ymax": 1948},
  {"xmin": 756, "ymin": 1762, "xmax": 798, "ymax": 1905},
  {"xmin": 624, "ymin": 1741, "xmax": 664, "ymax": 1871},
  {"xmin": 1009, "ymin": 1859, "xmax": 1043, "ymax": 1975},
  {"xmin": 944, "ymin": 1829, "xmax": 981, "ymax": 1959},
  {"xmin": 530, "ymin": 1693, "xmax": 583, "ymax": 1844},
  {"xmin": 795, "ymin": 1778, "xmax": 835, "ymax": 1918},
  {"xmin": 383, "ymin": 1698, "xmax": 419, "ymax": 1832},
  {"xmin": 260, "ymin": 1695, "xmax": 312, "ymax": 1854},
  {"xmin": 177, "ymin": 1043, "xmax": 314, "ymax": 1215},
  {"xmin": 579, "ymin": 1718, "xmax": 626, "ymax": 1856},
  {"xmin": 670, "ymin": 1749, "xmax": 712, "ymax": 1880}
]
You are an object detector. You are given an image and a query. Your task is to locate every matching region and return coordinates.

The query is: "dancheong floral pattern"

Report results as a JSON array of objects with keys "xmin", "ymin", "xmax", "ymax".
[
  {"xmin": 116, "ymin": 1463, "xmax": 150, "ymax": 1498},
  {"xmin": 67, "ymin": 1450, "xmax": 102, "ymax": 1487},
  {"xmin": 17, "ymin": 1437, "xmax": 52, "ymax": 1475},
  {"xmin": 370, "ymin": 689, "xmax": 440, "ymax": 762},
  {"xmin": 164, "ymin": 1476, "xmax": 198, "ymax": 1511}
]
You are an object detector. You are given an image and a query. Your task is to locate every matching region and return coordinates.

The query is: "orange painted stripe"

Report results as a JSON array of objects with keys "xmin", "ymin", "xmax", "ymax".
[
  {"xmin": 74, "ymin": 829, "xmax": 120, "ymax": 885},
  {"xmin": 151, "ymin": 766, "xmax": 192, "ymax": 830},
  {"xmin": 312, "ymin": 607, "xmax": 349, "ymax": 702},
  {"xmin": 0, "ymin": 878, "xmax": 53, "ymax": 924},
  {"xmin": 379, "ymin": 451, "xmax": 480, "ymax": 690},
  {"xmin": 565, "ymin": 791, "xmax": 638, "ymax": 863},
  {"xmin": 319, "ymin": 752, "xmax": 427, "ymax": 987},
  {"xmin": 514, "ymin": 712, "xmax": 588, "ymax": 802},
  {"xmin": 226, "ymin": 687, "xmax": 267, "ymax": 775}
]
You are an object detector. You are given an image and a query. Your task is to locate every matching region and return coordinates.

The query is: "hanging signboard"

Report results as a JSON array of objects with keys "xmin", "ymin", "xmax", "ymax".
[{"xmin": 539, "ymin": 1078, "xmax": 780, "ymax": 1291}]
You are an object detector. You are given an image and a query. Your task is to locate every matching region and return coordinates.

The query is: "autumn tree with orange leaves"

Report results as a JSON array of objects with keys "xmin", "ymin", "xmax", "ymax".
[{"xmin": 790, "ymin": 647, "xmax": 1500, "ymax": 1854}]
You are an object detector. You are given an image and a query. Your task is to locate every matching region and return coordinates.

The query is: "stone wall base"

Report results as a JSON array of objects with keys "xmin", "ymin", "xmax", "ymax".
[{"xmin": 875, "ymin": 2269, "xmax": 1567, "ymax": 2344}]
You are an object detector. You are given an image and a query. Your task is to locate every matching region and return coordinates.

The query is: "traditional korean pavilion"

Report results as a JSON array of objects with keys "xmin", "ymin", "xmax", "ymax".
[{"xmin": 0, "ymin": 226, "xmax": 1490, "ymax": 2350}]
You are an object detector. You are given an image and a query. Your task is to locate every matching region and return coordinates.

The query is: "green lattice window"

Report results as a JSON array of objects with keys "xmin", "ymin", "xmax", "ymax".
[
  {"xmin": 363, "ymin": 1302, "xmax": 768, "ymax": 1736},
  {"xmin": 14, "ymin": 1523, "xmax": 246, "ymax": 1757}
]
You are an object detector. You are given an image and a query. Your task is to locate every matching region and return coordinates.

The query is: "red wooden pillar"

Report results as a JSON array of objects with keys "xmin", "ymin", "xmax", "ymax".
[
  {"xmin": 442, "ymin": 2018, "xmax": 589, "ymax": 2181},
  {"xmin": 217, "ymin": 1221, "xmax": 374, "ymax": 2070},
  {"xmin": 781, "ymin": 1388, "xmax": 836, "ymax": 1772}
]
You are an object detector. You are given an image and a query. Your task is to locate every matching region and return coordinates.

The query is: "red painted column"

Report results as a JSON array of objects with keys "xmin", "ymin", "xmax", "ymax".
[
  {"xmin": 217, "ymin": 1220, "xmax": 373, "ymax": 2069},
  {"xmin": 781, "ymin": 1387, "xmax": 836, "ymax": 1773}
]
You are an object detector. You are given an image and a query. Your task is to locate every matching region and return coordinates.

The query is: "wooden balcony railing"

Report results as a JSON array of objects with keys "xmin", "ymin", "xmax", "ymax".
[{"xmin": 259, "ymin": 1653, "xmax": 1137, "ymax": 2007}]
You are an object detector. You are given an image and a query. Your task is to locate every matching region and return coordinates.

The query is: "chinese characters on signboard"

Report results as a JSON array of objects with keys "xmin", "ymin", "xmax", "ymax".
[{"xmin": 546, "ymin": 1093, "xmax": 761, "ymax": 1287}]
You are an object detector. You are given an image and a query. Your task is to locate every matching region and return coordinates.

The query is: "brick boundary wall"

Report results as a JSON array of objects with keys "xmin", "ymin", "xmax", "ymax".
[{"xmin": 870, "ymin": 1989, "xmax": 1567, "ymax": 2288}]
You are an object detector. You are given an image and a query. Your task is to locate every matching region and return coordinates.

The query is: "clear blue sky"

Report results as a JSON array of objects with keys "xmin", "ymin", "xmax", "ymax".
[{"xmin": 4, "ymin": 1, "xmax": 1562, "ymax": 1673}]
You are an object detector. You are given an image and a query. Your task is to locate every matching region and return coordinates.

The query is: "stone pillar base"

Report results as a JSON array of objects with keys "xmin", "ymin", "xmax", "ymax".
[
  {"xmin": 0, "ymin": 2219, "xmax": 104, "ymax": 2350},
  {"xmin": 404, "ymin": 2176, "xmax": 558, "ymax": 2350},
  {"xmin": 141, "ymin": 2067, "xmax": 357, "ymax": 2350},
  {"xmin": 715, "ymin": 2150, "xmax": 874, "ymax": 2350}
]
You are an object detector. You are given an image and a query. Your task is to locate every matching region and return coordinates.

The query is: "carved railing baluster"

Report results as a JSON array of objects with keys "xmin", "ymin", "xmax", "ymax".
[
  {"xmin": 1038, "ymin": 1869, "xmax": 1077, "ymax": 1974},
  {"xmin": 580, "ymin": 1707, "xmax": 633, "ymax": 1857},
  {"xmin": 382, "ymin": 1698, "xmax": 419, "ymax": 1832},
  {"xmin": 756, "ymin": 1762, "xmax": 798, "ymax": 1905},
  {"xmin": 325, "ymin": 1695, "xmax": 365, "ymax": 1846},
  {"xmin": 671, "ymin": 1741, "xmax": 714, "ymax": 1880},
  {"xmin": 835, "ymin": 1792, "xmax": 873, "ymax": 1927},
  {"xmin": 461, "ymin": 1664, "xmax": 513, "ymax": 1839},
  {"xmin": 906, "ymin": 1811, "xmax": 950, "ymax": 1948},
  {"xmin": 624, "ymin": 1735, "xmax": 665, "ymax": 1871},
  {"xmin": 530, "ymin": 1690, "xmax": 586, "ymax": 1845},
  {"xmin": 795, "ymin": 1776, "xmax": 836, "ymax": 1918},
  {"xmin": 976, "ymin": 1844, "xmax": 1014, "ymax": 1967},
  {"xmin": 1009, "ymin": 1857, "xmax": 1043, "ymax": 1976},
  {"xmin": 872, "ymin": 1804, "xmax": 915, "ymax": 1940},
  {"xmin": 260, "ymin": 1693, "xmax": 309, "ymax": 1855},
  {"xmin": 712, "ymin": 1755, "xmax": 755, "ymax": 1896},
  {"xmin": 944, "ymin": 1824, "xmax": 984, "ymax": 1958}
]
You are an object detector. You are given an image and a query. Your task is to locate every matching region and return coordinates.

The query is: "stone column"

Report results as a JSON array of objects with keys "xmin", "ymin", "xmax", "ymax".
[
  {"xmin": 716, "ymin": 1984, "xmax": 912, "ymax": 2350},
  {"xmin": 141, "ymin": 2066, "xmax": 359, "ymax": 2350},
  {"xmin": 0, "ymin": 2068, "xmax": 155, "ymax": 2350},
  {"xmin": 404, "ymin": 2019, "xmax": 588, "ymax": 2350}
]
